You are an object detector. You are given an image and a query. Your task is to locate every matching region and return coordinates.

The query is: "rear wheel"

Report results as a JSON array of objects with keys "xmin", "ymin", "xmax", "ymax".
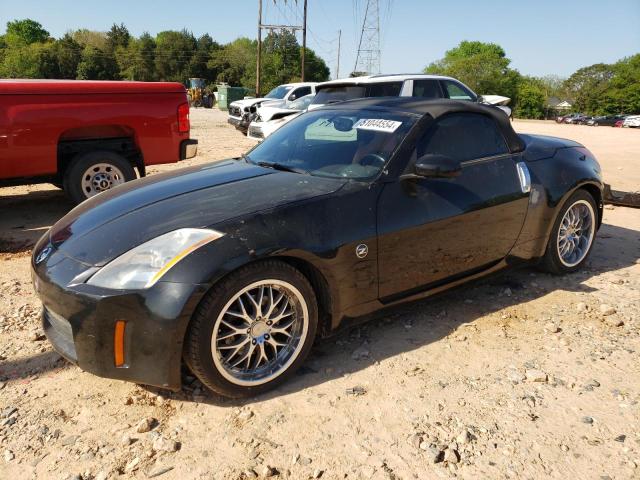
[
  {"xmin": 185, "ymin": 260, "xmax": 318, "ymax": 398},
  {"xmin": 63, "ymin": 151, "xmax": 136, "ymax": 204},
  {"xmin": 540, "ymin": 190, "xmax": 597, "ymax": 274}
]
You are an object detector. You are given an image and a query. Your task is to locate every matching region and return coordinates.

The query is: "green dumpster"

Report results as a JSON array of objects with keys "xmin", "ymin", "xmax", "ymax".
[{"xmin": 217, "ymin": 85, "xmax": 249, "ymax": 111}]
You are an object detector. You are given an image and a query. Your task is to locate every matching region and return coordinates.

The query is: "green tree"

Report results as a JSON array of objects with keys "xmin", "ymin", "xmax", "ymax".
[
  {"xmin": 76, "ymin": 45, "xmax": 118, "ymax": 80},
  {"xmin": 303, "ymin": 48, "xmax": 330, "ymax": 83},
  {"xmin": 564, "ymin": 63, "xmax": 615, "ymax": 114},
  {"xmin": 72, "ymin": 29, "xmax": 108, "ymax": 50},
  {"xmin": 514, "ymin": 81, "xmax": 545, "ymax": 119},
  {"xmin": 106, "ymin": 23, "xmax": 131, "ymax": 52},
  {"xmin": 208, "ymin": 37, "xmax": 256, "ymax": 87},
  {"xmin": 188, "ymin": 33, "xmax": 221, "ymax": 80},
  {"xmin": 425, "ymin": 40, "xmax": 521, "ymax": 102},
  {"xmin": 116, "ymin": 32, "xmax": 156, "ymax": 81},
  {"xmin": 52, "ymin": 33, "xmax": 82, "ymax": 78},
  {"xmin": 0, "ymin": 41, "xmax": 57, "ymax": 78},
  {"xmin": 608, "ymin": 54, "xmax": 640, "ymax": 114},
  {"xmin": 155, "ymin": 29, "xmax": 196, "ymax": 82},
  {"xmin": 5, "ymin": 19, "xmax": 49, "ymax": 45}
]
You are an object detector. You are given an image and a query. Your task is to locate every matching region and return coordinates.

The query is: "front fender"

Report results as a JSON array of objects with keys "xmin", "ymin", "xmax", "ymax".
[{"xmin": 163, "ymin": 185, "xmax": 380, "ymax": 336}]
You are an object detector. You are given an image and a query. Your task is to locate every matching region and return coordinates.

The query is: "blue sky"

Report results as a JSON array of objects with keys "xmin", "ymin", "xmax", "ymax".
[{"xmin": 2, "ymin": 0, "xmax": 639, "ymax": 78}]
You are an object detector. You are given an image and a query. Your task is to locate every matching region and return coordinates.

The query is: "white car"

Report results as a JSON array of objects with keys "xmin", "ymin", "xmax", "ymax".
[
  {"xmin": 309, "ymin": 74, "xmax": 512, "ymax": 116},
  {"xmin": 623, "ymin": 115, "xmax": 640, "ymax": 128},
  {"xmin": 247, "ymin": 94, "xmax": 316, "ymax": 141},
  {"xmin": 227, "ymin": 82, "xmax": 317, "ymax": 132}
]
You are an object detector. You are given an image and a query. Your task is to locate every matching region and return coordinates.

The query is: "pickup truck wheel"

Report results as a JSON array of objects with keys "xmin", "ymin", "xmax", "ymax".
[{"xmin": 64, "ymin": 151, "xmax": 136, "ymax": 204}]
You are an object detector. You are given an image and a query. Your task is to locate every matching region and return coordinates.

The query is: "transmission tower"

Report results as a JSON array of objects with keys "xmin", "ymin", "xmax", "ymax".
[{"xmin": 354, "ymin": 0, "xmax": 381, "ymax": 75}]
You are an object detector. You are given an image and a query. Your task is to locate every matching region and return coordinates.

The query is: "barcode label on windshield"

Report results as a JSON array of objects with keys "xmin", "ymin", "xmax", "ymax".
[{"xmin": 353, "ymin": 119, "xmax": 402, "ymax": 133}]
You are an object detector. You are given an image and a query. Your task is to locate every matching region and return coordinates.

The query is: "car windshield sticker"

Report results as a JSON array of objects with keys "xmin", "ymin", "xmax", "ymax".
[
  {"xmin": 353, "ymin": 118, "xmax": 402, "ymax": 133},
  {"xmin": 305, "ymin": 119, "xmax": 357, "ymax": 142}
]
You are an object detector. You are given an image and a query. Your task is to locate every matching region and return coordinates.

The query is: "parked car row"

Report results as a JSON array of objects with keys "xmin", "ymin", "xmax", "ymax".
[
  {"xmin": 556, "ymin": 112, "xmax": 639, "ymax": 127},
  {"xmin": 230, "ymin": 74, "xmax": 514, "ymax": 141}
]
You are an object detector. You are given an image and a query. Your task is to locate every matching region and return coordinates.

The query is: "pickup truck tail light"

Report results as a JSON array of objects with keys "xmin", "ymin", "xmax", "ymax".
[{"xmin": 178, "ymin": 103, "xmax": 190, "ymax": 133}]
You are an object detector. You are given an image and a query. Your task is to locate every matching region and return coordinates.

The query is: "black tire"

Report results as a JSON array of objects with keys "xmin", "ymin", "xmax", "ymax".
[
  {"xmin": 540, "ymin": 189, "xmax": 598, "ymax": 275},
  {"xmin": 63, "ymin": 150, "xmax": 136, "ymax": 204},
  {"xmin": 184, "ymin": 260, "xmax": 318, "ymax": 398}
]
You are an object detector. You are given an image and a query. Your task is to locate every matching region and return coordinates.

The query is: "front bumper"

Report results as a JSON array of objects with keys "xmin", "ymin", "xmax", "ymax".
[
  {"xmin": 247, "ymin": 124, "xmax": 265, "ymax": 141},
  {"xmin": 180, "ymin": 139, "xmax": 198, "ymax": 160},
  {"xmin": 227, "ymin": 115, "xmax": 245, "ymax": 129},
  {"xmin": 32, "ymin": 243, "xmax": 207, "ymax": 390}
]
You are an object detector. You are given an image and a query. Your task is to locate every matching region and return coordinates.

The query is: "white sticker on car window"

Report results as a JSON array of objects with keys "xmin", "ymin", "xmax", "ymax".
[{"xmin": 353, "ymin": 119, "xmax": 402, "ymax": 133}]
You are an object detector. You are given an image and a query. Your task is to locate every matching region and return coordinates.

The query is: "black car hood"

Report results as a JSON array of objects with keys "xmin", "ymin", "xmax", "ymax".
[{"xmin": 51, "ymin": 160, "xmax": 347, "ymax": 266}]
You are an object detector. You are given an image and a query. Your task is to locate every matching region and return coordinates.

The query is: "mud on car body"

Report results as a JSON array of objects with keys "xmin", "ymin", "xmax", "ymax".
[{"xmin": 32, "ymin": 98, "xmax": 603, "ymax": 398}]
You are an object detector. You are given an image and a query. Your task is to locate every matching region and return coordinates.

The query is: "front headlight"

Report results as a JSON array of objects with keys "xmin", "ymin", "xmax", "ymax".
[{"xmin": 87, "ymin": 228, "xmax": 224, "ymax": 290}]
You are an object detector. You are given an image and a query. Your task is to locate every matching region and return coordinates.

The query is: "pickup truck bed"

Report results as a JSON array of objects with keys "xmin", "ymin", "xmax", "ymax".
[{"xmin": 0, "ymin": 80, "xmax": 197, "ymax": 203}]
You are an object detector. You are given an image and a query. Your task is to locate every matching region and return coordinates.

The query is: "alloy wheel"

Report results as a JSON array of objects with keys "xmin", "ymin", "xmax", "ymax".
[
  {"xmin": 556, "ymin": 199, "xmax": 595, "ymax": 267},
  {"xmin": 211, "ymin": 279, "xmax": 309, "ymax": 386}
]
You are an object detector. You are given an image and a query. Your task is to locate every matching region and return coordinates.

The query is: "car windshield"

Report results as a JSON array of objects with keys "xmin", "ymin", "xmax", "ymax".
[
  {"xmin": 288, "ymin": 94, "xmax": 315, "ymax": 110},
  {"xmin": 245, "ymin": 108, "xmax": 417, "ymax": 180},
  {"xmin": 265, "ymin": 85, "xmax": 293, "ymax": 99}
]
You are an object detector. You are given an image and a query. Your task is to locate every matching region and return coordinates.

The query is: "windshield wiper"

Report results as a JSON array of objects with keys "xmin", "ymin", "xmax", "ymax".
[{"xmin": 255, "ymin": 161, "xmax": 308, "ymax": 175}]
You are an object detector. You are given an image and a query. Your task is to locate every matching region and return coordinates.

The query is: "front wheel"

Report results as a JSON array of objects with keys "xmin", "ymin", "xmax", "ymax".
[
  {"xmin": 184, "ymin": 261, "xmax": 318, "ymax": 398},
  {"xmin": 540, "ymin": 190, "xmax": 598, "ymax": 274}
]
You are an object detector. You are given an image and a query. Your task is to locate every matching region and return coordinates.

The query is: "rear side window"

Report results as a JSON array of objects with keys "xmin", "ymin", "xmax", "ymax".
[
  {"xmin": 441, "ymin": 80, "xmax": 475, "ymax": 101},
  {"xmin": 417, "ymin": 113, "xmax": 508, "ymax": 162},
  {"xmin": 412, "ymin": 80, "xmax": 442, "ymax": 98},
  {"xmin": 313, "ymin": 86, "xmax": 367, "ymax": 104},
  {"xmin": 366, "ymin": 82, "xmax": 403, "ymax": 97}
]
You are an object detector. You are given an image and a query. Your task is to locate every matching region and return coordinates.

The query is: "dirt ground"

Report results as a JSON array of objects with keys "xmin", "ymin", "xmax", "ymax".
[{"xmin": 1, "ymin": 110, "xmax": 639, "ymax": 480}]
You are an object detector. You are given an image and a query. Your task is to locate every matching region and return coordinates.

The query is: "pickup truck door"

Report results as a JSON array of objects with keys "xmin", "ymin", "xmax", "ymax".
[{"xmin": 376, "ymin": 112, "xmax": 530, "ymax": 299}]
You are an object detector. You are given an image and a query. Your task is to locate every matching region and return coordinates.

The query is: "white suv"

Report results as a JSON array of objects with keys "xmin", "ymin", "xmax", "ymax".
[{"xmin": 309, "ymin": 74, "xmax": 511, "ymax": 116}]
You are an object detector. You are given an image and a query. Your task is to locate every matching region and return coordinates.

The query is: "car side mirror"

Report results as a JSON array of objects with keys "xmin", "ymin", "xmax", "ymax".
[{"xmin": 413, "ymin": 154, "xmax": 462, "ymax": 178}]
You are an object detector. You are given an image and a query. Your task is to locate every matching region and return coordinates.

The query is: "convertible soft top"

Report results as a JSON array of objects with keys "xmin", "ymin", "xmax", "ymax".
[{"xmin": 321, "ymin": 97, "xmax": 526, "ymax": 154}]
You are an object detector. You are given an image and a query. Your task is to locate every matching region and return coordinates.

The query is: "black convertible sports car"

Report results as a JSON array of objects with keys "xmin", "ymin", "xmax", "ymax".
[{"xmin": 32, "ymin": 98, "xmax": 603, "ymax": 398}]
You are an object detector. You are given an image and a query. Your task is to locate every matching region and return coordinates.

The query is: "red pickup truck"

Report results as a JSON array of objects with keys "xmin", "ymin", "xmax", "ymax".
[{"xmin": 0, "ymin": 80, "xmax": 197, "ymax": 203}]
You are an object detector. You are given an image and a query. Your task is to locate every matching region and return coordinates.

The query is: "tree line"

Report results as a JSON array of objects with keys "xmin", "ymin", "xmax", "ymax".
[
  {"xmin": 425, "ymin": 40, "xmax": 640, "ymax": 118},
  {"xmin": 2, "ymin": 20, "xmax": 638, "ymax": 118},
  {"xmin": 0, "ymin": 19, "xmax": 330, "ymax": 93}
]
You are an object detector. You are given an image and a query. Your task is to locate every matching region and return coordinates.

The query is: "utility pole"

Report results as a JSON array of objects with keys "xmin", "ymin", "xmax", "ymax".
[
  {"xmin": 301, "ymin": 0, "xmax": 307, "ymax": 81},
  {"xmin": 354, "ymin": 0, "xmax": 381, "ymax": 75},
  {"xmin": 256, "ymin": 0, "xmax": 262, "ymax": 96},
  {"xmin": 336, "ymin": 29, "xmax": 341, "ymax": 79},
  {"xmin": 256, "ymin": 0, "xmax": 306, "ymax": 92}
]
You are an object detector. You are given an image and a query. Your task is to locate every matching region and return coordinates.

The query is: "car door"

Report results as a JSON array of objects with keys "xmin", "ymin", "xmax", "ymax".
[{"xmin": 376, "ymin": 112, "xmax": 530, "ymax": 299}]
